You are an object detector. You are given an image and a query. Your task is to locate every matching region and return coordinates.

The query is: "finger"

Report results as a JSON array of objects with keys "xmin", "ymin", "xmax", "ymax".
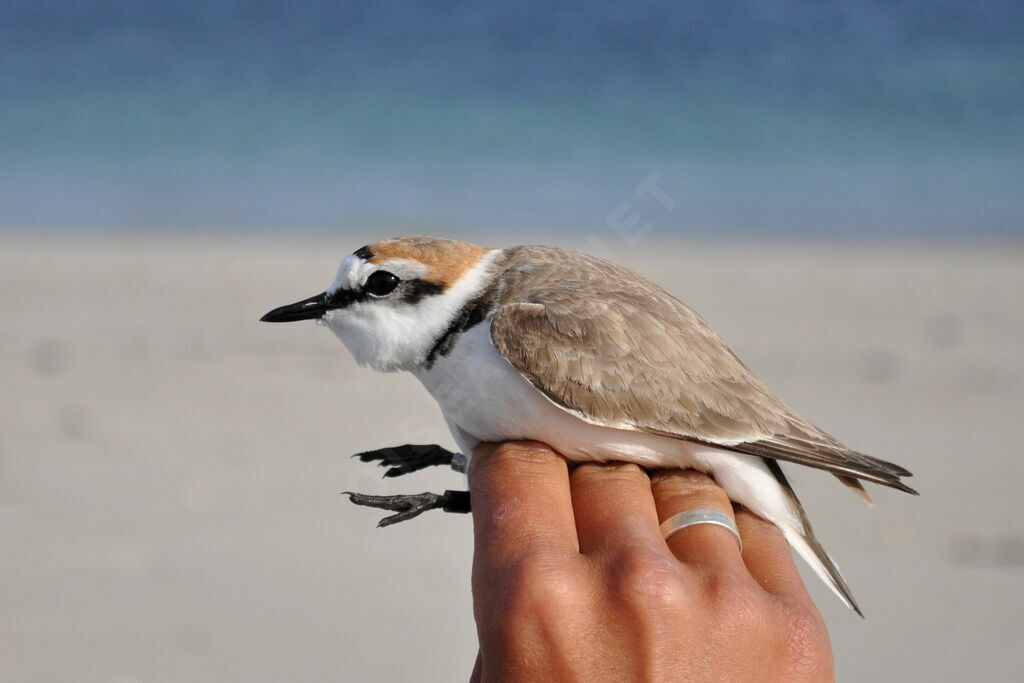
[
  {"xmin": 569, "ymin": 462, "xmax": 662, "ymax": 556},
  {"xmin": 469, "ymin": 441, "xmax": 579, "ymax": 569},
  {"xmin": 650, "ymin": 470, "xmax": 745, "ymax": 573},
  {"xmin": 734, "ymin": 507, "xmax": 813, "ymax": 603}
]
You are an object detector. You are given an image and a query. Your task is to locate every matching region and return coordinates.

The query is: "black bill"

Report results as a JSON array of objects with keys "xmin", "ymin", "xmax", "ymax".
[{"xmin": 260, "ymin": 292, "xmax": 331, "ymax": 323}]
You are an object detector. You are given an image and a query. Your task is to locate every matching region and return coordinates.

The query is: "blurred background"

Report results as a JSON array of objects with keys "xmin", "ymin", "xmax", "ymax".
[
  {"xmin": 3, "ymin": 0, "xmax": 1023, "ymax": 237},
  {"xmin": 2, "ymin": 1, "xmax": 1022, "ymax": 681}
]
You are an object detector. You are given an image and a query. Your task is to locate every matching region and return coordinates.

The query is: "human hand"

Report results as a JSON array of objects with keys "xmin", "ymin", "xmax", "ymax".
[{"xmin": 468, "ymin": 441, "xmax": 834, "ymax": 682}]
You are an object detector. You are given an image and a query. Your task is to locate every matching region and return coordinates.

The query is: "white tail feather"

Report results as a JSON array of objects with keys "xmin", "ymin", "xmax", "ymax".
[{"xmin": 779, "ymin": 523, "xmax": 857, "ymax": 613}]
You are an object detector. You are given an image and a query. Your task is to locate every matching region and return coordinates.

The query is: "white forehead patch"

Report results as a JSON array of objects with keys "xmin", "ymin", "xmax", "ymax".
[{"xmin": 328, "ymin": 253, "xmax": 373, "ymax": 294}]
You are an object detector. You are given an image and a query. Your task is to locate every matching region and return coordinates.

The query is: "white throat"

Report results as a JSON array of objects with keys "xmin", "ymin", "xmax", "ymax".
[{"xmin": 321, "ymin": 249, "xmax": 502, "ymax": 372}]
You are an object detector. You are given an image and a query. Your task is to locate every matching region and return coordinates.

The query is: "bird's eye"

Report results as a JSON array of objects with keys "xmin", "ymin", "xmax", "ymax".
[{"xmin": 365, "ymin": 270, "xmax": 401, "ymax": 297}]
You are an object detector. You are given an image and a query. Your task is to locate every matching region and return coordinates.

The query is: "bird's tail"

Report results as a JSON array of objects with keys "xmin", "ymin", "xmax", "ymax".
[{"xmin": 765, "ymin": 459, "xmax": 863, "ymax": 617}]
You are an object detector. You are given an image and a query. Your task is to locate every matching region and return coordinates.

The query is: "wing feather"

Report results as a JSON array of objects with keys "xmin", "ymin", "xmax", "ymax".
[{"xmin": 490, "ymin": 246, "xmax": 915, "ymax": 494}]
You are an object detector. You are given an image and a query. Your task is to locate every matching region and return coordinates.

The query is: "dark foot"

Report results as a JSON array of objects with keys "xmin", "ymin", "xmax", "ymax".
[
  {"xmin": 344, "ymin": 490, "xmax": 471, "ymax": 527},
  {"xmin": 354, "ymin": 444, "xmax": 464, "ymax": 478}
]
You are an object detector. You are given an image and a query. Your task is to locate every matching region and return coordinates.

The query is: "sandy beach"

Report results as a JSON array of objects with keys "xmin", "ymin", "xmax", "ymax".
[{"xmin": 1, "ymin": 232, "xmax": 1021, "ymax": 681}]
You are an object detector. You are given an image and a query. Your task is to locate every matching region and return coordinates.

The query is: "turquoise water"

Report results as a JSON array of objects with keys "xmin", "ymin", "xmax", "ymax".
[{"xmin": 2, "ymin": 1, "xmax": 1022, "ymax": 237}]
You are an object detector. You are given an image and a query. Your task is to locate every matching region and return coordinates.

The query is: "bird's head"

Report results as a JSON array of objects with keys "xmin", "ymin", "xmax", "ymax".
[{"xmin": 261, "ymin": 236, "xmax": 497, "ymax": 371}]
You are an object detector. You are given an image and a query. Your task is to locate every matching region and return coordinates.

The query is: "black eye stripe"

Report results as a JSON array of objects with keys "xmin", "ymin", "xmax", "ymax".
[
  {"xmin": 326, "ymin": 275, "xmax": 444, "ymax": 306},
  {"xmin": 325, "ymin": 287, "xmax": 364, "ymax": 308},
  {"xmin": 399, "ymin": 279, "xmax": 444, "ymax": 304}
]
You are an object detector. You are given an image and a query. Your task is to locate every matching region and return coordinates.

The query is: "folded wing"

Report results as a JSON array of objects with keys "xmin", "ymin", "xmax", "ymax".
[{"xmin": 489, "ymin": 246, "xmax": 916, "ymax": 495}]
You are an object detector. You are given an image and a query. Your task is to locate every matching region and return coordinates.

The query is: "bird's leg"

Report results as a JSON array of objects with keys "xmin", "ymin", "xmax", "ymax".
[
  {"xmin": 348, "ymin": 444, "xmax": 471, "ymax": 525},
  {"xmin": 353, "ymin": 444, "xmax": 466, "ymax": 478},
  {"xmin": 344, "ymin": 490, "xmax": 471, "ymax": 527}
]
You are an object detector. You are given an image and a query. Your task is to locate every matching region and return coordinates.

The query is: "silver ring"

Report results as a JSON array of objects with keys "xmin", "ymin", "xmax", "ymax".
[{"xmin": 660, "ymin": 508, "xmax": 742, "ymax": 552}]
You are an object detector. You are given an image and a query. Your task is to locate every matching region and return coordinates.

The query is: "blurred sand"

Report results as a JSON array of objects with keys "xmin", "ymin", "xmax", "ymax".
[{"xmin": 1, "ymin": 233, "xmax": 1022, "ymax": 681}]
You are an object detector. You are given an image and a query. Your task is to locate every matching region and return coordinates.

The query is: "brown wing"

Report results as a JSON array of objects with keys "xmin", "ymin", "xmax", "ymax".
[{"xmin": 490, "ymin": 246, "xmax": 915, "ymax": 494}]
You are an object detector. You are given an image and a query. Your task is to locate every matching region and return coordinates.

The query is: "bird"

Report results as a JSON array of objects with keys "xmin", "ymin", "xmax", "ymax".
[{"xmin": 261, "ymin": 236, "xmax": 916, "ymax": 616}]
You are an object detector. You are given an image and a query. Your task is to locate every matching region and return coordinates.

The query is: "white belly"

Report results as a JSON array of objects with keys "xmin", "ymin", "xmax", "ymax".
[{"xmin": 411, "ymin": 323, "xmax": 802, "ymax": 532}]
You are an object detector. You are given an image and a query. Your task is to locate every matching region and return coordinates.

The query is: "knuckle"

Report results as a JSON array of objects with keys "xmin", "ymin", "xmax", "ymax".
[
  {"xmin": 652, "ymin": 469, "xmax": 720, "ymax": 495},
  {"xmin": 499, "ymin": 555, "xmax": 584, "ymax": 618},
  {"xmin": 652, "ymin": 469, "xmax": 713, "ymax": 486},
  {"xmin": 470, "ymin": 441, "xmax": 559, "ymax": 480},
  {"xmin": 652, "ymin": 470, "xmax": 732, "ymax": 508},
  {"xmin": 572, "ymin": 462, "xmax": 646, "ymax": 489},
  {"xmin": 610, "ymin": 551, "xmax": 687, "ymax": 612},
  {"xmin": 493, "ymin": 441, "xmax": 558, "ymax": 464}
]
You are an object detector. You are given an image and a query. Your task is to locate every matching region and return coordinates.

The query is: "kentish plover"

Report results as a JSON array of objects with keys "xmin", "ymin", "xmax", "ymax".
[{"xmin": 262, "ymin": 236, "xmax": 916, "ymax": 615}]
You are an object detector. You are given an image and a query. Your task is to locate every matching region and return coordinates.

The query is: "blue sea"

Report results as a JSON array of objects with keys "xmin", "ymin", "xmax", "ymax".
[{"xmin": 2, "ymin": 1, "xmax": 1022, "ymax": 238}]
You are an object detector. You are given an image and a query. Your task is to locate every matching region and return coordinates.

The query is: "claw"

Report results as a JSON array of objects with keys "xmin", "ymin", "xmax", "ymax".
[
  {"xmin": 343, "ymin": 490, "xmax": 471, "ymax": 526},
  {"xmin": 353, "ymin": 444, "xmax": 459, "ymax": 478}
]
